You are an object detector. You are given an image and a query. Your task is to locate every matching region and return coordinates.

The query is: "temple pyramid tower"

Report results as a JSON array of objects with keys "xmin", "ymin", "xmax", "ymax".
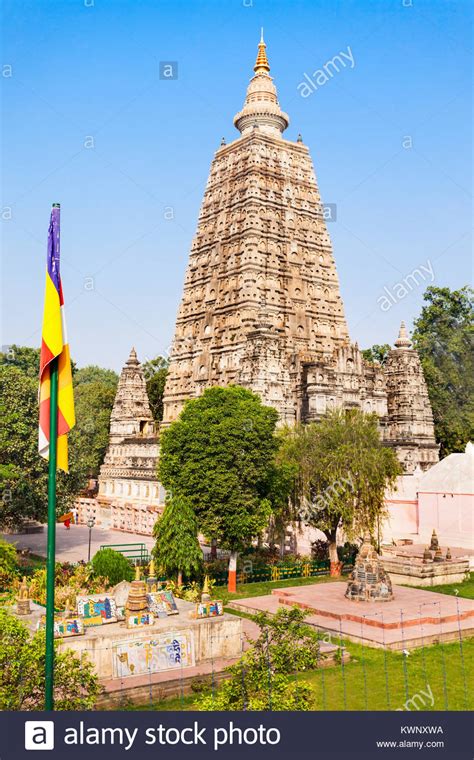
[
  {"xmin": 384, "ymin": 322, "xmax": 439, "ymax": 472},
  {"xmin": 162, "ymin": 34, "xmax": 438, "ymax": 473},
  {"xmin": 162, "ymin": 33, "xmax": 349, "ymax": 425},
  {"xmin": 96, "ymin": 348, "xmax": 164, "ymax": 533}
]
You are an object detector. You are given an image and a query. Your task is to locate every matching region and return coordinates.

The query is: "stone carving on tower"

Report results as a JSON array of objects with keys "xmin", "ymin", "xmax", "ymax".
[
  {"xmin": 384, "ymin": 322, "xmax": 439, "ymax": 472},
  {"xmin": 162, "ymin": 34, "xmax": 439, "ymax": 473},
  {"xmin": 163, "ymin": 33, "xmax": 349, "ymax": 425},
  {"xmin": 95, "ymin": 348, "xmax": 164, "ymax": 534}
]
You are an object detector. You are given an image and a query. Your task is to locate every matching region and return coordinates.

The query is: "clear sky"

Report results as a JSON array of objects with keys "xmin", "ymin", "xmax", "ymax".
[{"xmin": 2, "ymin": 0, "xmax": 472, "ymax": 371}]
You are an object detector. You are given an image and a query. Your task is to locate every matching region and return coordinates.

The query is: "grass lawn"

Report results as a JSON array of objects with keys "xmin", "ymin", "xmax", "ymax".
[
  {"xmin": 123, "ymin": 573, "xmax": 474, "ymax": 712},
  {"xmin": 409, "ymin": 573, "xmax": 474, "ymax": 600},
  {"xmin": 305, "ymin": 636, "xmax": 473, "ymax": 711},
  {"xmin": 124, "ymin": 634, "xmax": 473, "ymax": 712}
]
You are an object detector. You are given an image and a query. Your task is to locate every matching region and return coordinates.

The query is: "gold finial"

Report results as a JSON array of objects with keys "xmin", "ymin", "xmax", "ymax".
[
  {"xmin": 148, "ymin": 558, "xmax": 155, "ymax": 577},
  {"xmin": 254, "ymin": 30, "xmax": 270, "ymax": 73},
  {"xmin": 135, "ymin": 565, "xmax": 141, "ymax": 581},
  {"xmin": 201, "ymin": 574, "xmax": 211, "ymax": 602}
]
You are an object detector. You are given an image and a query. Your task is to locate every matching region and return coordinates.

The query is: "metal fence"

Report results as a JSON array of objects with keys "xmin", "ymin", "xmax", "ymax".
[
  {"xmin": 70, "ymin": 601, "xmax": 472, "ymax": 712},
  {"xmin": 99, "ymin": 543, "xmax": 150, "ymax": 564},
  {"xmin": 208, "ymin": 560, "xmax": 353, "ymax": 586}
]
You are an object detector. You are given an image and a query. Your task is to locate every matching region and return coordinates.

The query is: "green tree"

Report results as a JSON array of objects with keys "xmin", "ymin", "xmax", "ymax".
[
  {"xmin": 158, "ymin": 386, "xmax": 279, "ymax": 589},
  {"xmin": 412, "ymin": 286, "xmax": 474, "ymax": 456},
  {"xmin": 0, "ymin": 366, "xmax": 78, "ymax": 529},
  {"xmin": 0, "ymin": 608, "xmax": 100, "ymax": 709},
  {"xmin": 198, "ymin": 607, "xmax": 317, "ymax": 710},
  {"xmin": 0, "ymin": 537, "xmax": 19, "ymax": 588},
  {"xmin": 265, "ymin": 460, "xmax": 298, "ymax": 555},
  {"xmin": 143, "ymin": 356, "xmax": 169, "ymax": 422},
  {"xmin": 361, "ymin": 344, "xmax": 391, "ymax": 365},
  {"xmin": 152, "ymin": 495, "xmax": 202, "ymax": 585},
  {"xmin": 68, "ymin": 370, "xmax": 118, "ymax": 484},
  {"xmin": 0, "ymin": 344, "xmax": 41, "ymax": 378},
  {"xmin": 278, "ymin": 409, "xmax": 401, "ymax": 573},
  {"xmin": 74, "ymin": 365, "xmax": 118, "ymax": 389}
]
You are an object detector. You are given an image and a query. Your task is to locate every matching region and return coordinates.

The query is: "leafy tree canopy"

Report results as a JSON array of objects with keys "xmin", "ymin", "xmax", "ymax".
[
  {"xmin": 74, "ymin": 365, "xmax": 118, "ymax": 388},
  {"xmin": 0, "ymin": 353, "xmax": 117, "ymax": 527},
  {"xmin": 0, "ymin": 366, "xmax": 79, "ymax": 528},
  {"xmin": 277, "ymin": 409, "xmax": 401, "ymax": 565},
  {"xmin": 158, "ymin": 385, "xmax": 279, "ymax": 553},
  {"xmin": 0, "ymin": 344, "xmax": 40, "ymax": 378},
  {"xmin": 143, "ymin": 356, "xmax": 169, "ymax": 422},
  {"xmin": 361, "ymin": 344, "xmax": 391, "ymax": 366},
  {"xmin": 0, "ymin": 609, "xmax": 99, "ymax": 710},
  {"xmin": 68, "ymin": 372, "xmax": 118, "ymax": 482},
  {"xmin": 198, "ymin": 607, "xmax": 317, "ymax": 711},
  {"xmin": 412, "ymin": 286, "xmax": 473, "ymax": 456}
]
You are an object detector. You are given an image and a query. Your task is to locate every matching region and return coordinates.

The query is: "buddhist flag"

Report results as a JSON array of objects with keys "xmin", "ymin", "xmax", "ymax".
[{"xmin": 38, "ymin": 204, "xmax": 75, "ymax": 471}]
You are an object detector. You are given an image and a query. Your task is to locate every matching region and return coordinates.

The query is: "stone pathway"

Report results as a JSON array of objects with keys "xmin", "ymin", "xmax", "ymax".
[
  {"xmin": 229, "ymin": 582, "xmax": 474, "ymax": 650},
  {"xmin": 1, "ymin": 524, "xmax": 155, "ymax": 564}
]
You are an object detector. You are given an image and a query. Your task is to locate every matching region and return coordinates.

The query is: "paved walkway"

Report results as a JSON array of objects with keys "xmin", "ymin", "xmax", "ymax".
[
  {"xmin": 229, "ymin": 583, "xmax": 474, "ymax": 650},
  {"xmin": 1, "ymin": 524, "xmax": 155, "ymax": 563}
]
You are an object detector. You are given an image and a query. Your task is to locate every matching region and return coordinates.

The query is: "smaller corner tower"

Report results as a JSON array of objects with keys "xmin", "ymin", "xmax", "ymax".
[
  {"xmin": 385, "ymin": 322, "xmax": 439, "ymax": 472},
  {"xmin": 97, "ymin": 348, "xmax": 164, "ymax": 534}
]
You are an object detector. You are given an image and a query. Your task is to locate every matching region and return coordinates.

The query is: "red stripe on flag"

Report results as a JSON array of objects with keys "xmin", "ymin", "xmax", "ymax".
[
  {"xmin": 57, "ymin": 406, "xmax": 71, "ymax": 437},
  {"xmin": 39, "ymin": 338, "xmax": 55, "ymax": 376}
]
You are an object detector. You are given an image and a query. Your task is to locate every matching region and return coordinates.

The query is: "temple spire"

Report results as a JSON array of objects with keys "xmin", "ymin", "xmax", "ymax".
[
  {"xmin": 254, "ymin": 29, "xmax": 270, "ymax": 73},
  {"xmin": 234, "ymin": 32, "xmax": 289, "ymax": 136},
  {"xmin": 126, "ymin": 346, "xmax": 139, "ymax": 365},
  {"xmin": 394, "ymin": 321, "xmax": 412, "ymax": 349}
]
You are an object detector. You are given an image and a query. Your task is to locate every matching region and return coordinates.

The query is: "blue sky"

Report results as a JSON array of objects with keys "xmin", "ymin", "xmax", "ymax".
[{"xmin": 2, "ymin": 0, "xmax": 472, "ymax": 370}]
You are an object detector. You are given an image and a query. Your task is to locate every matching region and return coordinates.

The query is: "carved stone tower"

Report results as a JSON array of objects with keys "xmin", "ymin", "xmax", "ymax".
[
  {"xmin": 385, "ymin": 322, "xmax": 439, "ymax": 472},
  {"xmin": 161, "ymin": 35, "xmax": 438, "ymax": 474},
  {"xmin": 97, "ymin": 348, "xmax": 163, "ymax": 533},
  {"xmin": 162, "ymin": 33, "xmax": 349, "ymax": 425}
]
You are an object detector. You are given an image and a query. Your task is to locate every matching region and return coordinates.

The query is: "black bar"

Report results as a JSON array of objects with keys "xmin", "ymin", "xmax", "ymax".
[{"xmin": 3, "ymin": 710, "xmax": 472, "ymax": 759}]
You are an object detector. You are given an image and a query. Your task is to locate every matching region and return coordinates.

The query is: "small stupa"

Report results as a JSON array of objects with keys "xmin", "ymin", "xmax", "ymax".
[
  {"xmin": 16, "ymin": 576, "xmax": 31, "ymax": 615},
  {"xmin": 345, "ymin": 532, "xmax": 394, "ymax": 602},
  {"xmin": 430, "ymin": 529, "xmax": 439, "ymax": 551},
  {"xmin": 125, "ymin": 566, "xmax": 149, "ymax": 618},
  {"xmin": 201, "ymin": 575, "xmax": 211, "ymax": 602},
  {"xmin": 423, "ymin": 546, "xmax": 432, "ymax": 563}
]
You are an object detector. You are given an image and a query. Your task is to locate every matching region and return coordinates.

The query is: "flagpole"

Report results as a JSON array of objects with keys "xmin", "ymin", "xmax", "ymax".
[{"xmin": 44, "ymin": 354, "xmax": 59, "ymax": 710}]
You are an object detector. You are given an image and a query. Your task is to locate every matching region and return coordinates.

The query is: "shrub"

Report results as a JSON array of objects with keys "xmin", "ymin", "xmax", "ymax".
[
  {"xmin": 337, "ymin": 541, "xmax": 359, "ymax": 566},
  {"xmin": 198, "ymin": 670, "xmax": 314, "ymax": 711},
  {"xmin": 311, "ymin": 539, "xmax": 329, "ymax": 562},
  {"xmin": 197, "ymin": 606, "xmax": 318, "ymax": 711},
  {"xmin": 27, "ymin": 562, "xmax": 109, "ymax": 607},
  {"xmin": 91, "ymin": 548, "xmax": 133, "ymax": 585},
  {"xmin": 0, "ymin": 608, "xmax": 100, "ymax": 709},
  {"xmin": 0, "ymin": 538, "xmax": 19, "ymax": 589}
]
